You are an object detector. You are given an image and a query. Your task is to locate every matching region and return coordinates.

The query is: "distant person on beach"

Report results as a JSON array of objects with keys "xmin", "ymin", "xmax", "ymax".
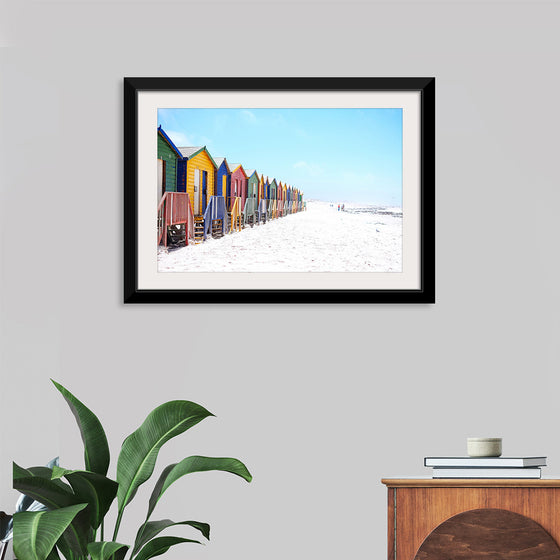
[
  {"xmin": 337, "ymin": 204, "xmax": 340, "ymax": 211},
  {"xmin": 341, "ymin": 204, "xmax": 345, "ymax": 211}
]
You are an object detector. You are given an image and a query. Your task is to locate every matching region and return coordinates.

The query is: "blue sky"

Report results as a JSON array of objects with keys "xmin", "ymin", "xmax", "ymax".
[{"xmin": 158, "ymin": 108, "xmax": 402, "ymax": 206}]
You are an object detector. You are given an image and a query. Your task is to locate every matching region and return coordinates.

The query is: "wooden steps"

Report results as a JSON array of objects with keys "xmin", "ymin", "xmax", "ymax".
[
  {"xmin": 212, "ymin": 219, "xmax": 223, "ymax": 239},
  {"xmin": 193, "ymin": 216, "xmax": 204, "ymax": 243}
]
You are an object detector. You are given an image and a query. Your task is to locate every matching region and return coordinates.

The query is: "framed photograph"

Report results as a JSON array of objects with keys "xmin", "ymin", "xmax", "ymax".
[{"xmin": 124, "ymin": 77, "xmax": 435, "ymax": 304}]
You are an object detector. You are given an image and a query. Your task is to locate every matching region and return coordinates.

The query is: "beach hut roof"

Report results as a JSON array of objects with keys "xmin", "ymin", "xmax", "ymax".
[
  {"xmin": 214, "ymin": 157, "xmax": 230, "ymax": 172},
  {"xmin": 178, "ymin": 146, "xmax": 218, "ymax": 168},
  {"xmin": 178, "ymin": 146, "xmax": 203, "ymax": 158},
  {"xmin": 245, "ymin": 169, "xmax": 256, "ymax": 177},
  {"xmin": 157, "ymin": 126, "xmax": 183, "ymax": 159},
  {"xmin": 228, "ymin": 163, "xmax": 247, "ymax": 177}
]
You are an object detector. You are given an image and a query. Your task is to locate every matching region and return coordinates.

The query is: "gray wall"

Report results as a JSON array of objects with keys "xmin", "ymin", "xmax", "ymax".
[{"xmin": 1, "ymin": 1, "xmax": 559, "ymax": 559}]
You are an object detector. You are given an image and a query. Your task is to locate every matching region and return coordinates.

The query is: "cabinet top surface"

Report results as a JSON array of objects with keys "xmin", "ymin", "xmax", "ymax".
[{"xmin": 382, "ymin": 478, "xmax": 560, "ymax": 488}]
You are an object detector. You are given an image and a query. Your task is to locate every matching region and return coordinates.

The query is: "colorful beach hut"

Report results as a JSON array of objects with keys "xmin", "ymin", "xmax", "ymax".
[
  {"xmin": 229, "ymin": 163, "xmax": 248, "ymax": 208},
  {"xmin": 246, "ymin": 169, "xmax": 259, "ymax": 202},
  {"xmin": 278, "ymin": 181, "xmax": 286, "ymax": 217},
  {"xmin": 258, "ymin": 173, "xmax": 267, "ymax": 223},
  {"xmin": 263, "ymin": 175, "xmax": 270, "ymax": 201},
  {"xmin": 214, "ymin": 157, "xmax": 231, "ymax": 199},
  {"xmin": 157, "ymin": 126, "xmax": 194, "ymax": 247},
  {"xmin": 268, "ymin": 178, "xmax": 278, "ymax": 219},
  {"xmin": 287, "ymin": 185, "xmax": 293, "ymax": 213},
  {"xmin": 244, "ymin": 169, "xmax": 259, "ymax": 227},
  {"xmin": 261, "ymin": 175, "xmax": 265, "ymax": 199},
  {"xmin": 177, "ymin": 146, "xmax": 217, "ymax": 216},
  {"xmin": 157, "ymin": 126, "xmax": 182, "ymax": 198},
  {"xmin": 177, "ymin": 146, "xmax": 222, "ymax": 242},
  {"xmin": 288, "ymin": 185, "xmax": 294, "ymax": 214},
  {"xmin": 228, "ymin": 163, "xmax": 248, "ymax": 230}
]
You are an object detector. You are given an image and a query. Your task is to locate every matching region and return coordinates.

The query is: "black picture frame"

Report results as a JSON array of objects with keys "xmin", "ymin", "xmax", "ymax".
[{"xmin": 124, "ymin": 77, "xmax": 435, "ymax": 304}]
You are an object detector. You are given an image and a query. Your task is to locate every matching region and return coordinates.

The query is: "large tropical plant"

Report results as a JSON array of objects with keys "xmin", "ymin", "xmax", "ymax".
[{"xmin": 13, "ymin": 380, "xmax": 252, "ymax": 560}]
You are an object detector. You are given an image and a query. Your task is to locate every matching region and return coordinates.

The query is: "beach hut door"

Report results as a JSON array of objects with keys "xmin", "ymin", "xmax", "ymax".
[
  {"xmin": 202, "ymin": 171, "xmax": 207, "ymax": 212},
  {"xmin": 194, "ymin": 169, "xmax": 200, "ymax": 214}
]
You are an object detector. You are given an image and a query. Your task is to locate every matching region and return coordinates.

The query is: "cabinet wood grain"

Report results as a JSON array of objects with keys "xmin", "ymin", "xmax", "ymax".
[
  {"xmin": 382, "ymin": 479, "xmax": 560, "ymax": 560},
  {"xmin": 414, "ymin": 508, "xmax": 560, "ymax": 559}
]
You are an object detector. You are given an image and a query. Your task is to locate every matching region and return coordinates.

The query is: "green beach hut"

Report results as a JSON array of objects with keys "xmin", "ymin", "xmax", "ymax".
[{"xmin": 157, "ymin": 126, "xmax": 182, "ymax": 199}]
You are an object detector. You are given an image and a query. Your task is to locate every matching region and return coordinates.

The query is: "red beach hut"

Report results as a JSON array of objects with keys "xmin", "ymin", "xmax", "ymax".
[{"xmin": 228, "ymin": 163, "xmax": 248, "ymax": 230}]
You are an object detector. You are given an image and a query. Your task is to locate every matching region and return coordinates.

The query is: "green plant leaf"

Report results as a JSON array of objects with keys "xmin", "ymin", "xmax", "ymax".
[
  {"xmin": 13, "ymin": 462, "xmax": 31, "ymax": 479},
  {"xmin": 51, "ymin": 379, "xmax": 110, "ymax": 476},
  {"xmin": 14, "ymin": 464, "xmax": 91, "ymax": 556},
  {"xmin": 134, "ymin": 536, "xmax": 201, "ymax": 560},
  {"xmin": 146, "ymin": 456, "xmax": 252, "ymax": 520},
  {"xmin": 51, "ymin": 467, "xmax": 118, "ymax": 530},
  {"xmin": 132, "ymin": 519, "xmax": 210, "ymax": 555},
  {"xmin": 15, "ymin": 458, "xmax": 61, "ymax": 512},
  {"xmin": 23, "ymin": 466, "xmax": 72, "ymax": 493},
  {"xmin": 13, "ymin": 503, "xmax": 87, "ymax": 560},
  {"xmin": 14, "ymin": 464, "xmax": 78, "ymax": 510},
  {"xmin": 87, "ymin": 541, "xmax": 129, "ymax": 560},
  {"xmin": 115, "ymin": 401, "xmax": 213, "ymax": 520}
]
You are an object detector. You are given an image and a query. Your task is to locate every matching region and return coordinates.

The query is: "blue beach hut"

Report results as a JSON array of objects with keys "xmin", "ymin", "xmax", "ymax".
[{"xmin": 215, "ymin": 157, "xmax": 231, "ymax": 199}]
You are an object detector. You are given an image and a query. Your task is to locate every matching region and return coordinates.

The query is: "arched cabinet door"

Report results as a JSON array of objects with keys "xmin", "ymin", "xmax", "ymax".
[{"xmin": 414, "ymin": 508, "xmax": 560, "ymax": 560}]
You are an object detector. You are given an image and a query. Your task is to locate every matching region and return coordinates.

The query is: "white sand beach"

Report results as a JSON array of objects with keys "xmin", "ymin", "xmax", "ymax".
[{"xmin": 157, "ymin": 200, "xmax": 402, "ymax": 273}]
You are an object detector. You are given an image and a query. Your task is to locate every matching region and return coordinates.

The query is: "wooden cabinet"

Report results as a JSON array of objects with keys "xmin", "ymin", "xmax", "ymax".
[{"xmin": 382, "ymin": 478, "xmax": 560, "ymax": 559}]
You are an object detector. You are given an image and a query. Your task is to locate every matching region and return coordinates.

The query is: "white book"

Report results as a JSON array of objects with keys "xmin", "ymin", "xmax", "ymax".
[
  {"xmin": 424, "ymin": 456, "xmax": 546, "ymax": 468},
  {"xmin": 432, "ymin": 467, "xmax": 542, "ymax": 479}
]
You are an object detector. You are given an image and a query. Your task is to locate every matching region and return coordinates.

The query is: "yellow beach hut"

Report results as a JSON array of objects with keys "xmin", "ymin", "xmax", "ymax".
[{"xmin": 177, "ymin": 146, "xmax": 217, "ymax": 217}]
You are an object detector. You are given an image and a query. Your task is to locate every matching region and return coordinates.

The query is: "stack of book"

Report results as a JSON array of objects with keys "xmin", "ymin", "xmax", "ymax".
[{"xmin": 424, "ymin": 456, "xmax": 547, "ymax": 478}]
